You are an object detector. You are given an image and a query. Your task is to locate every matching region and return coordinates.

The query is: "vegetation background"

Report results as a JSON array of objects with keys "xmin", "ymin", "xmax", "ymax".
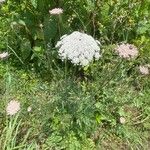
[{"xmin": 0, "ymin": 0, "xmax": 150, "ymax": 149}]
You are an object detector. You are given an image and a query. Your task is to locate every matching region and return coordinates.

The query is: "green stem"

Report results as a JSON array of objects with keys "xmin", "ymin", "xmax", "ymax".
[
  {"xmin": 7, "ymin": 45, "xmax": 24, "ymax": 65},
  {"xmin": 65, "ymin": 59, "xmax": 67, "ymax": 81},
  {"xmin": 102, "ymin": 60, "xmax": 123, "ymax": 88},
  {"xmin": 74, "ymin": 10, "xmax": 86, "ymax": 31},
  {"xmin": 58, "ymin": 15, "xmax": 62, "ymax": 38}
]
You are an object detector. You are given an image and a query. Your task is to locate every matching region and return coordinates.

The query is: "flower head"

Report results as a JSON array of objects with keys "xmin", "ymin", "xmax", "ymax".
[
  {"xmin": 56, "ymin": 31, "xmax": 101, "ymax": 66},
  {"xmin": 0, "ymin": 0, "xmax": 5, "ymax": 3},
  {"xmin": 0, "ymin": 52, "xmax": 9, "ymax": 59},
  {"xmin": 119, "ymin": 117, "xmax": 126, "ymax": 124},
  {"xmin": 49, "ymin": 8, "xmax": 63, "ymax": 15},
  {"xmin": 139, "ymin": 65, "xmax": 149, "ymax": 75},
  {"xmin": 115, "ymin": 43, "xmax": 138, "ymax": 59},
  {"xmin": 6, "ymin": 100, "xmax": 20, "ymax": 116},
  {"xmin": 27, "ymin": 106, "xmax": 32, "ymax": 112},
  {"xmin": 39, "ymin": 24, "xmax": 43, "ymax": 28}
]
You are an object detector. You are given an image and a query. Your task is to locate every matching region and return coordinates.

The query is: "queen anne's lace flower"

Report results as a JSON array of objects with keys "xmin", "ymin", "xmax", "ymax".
[
  {"xmin": 0, "ymin": 52, "xmax": 9, "ymax": 59},
  {"xmin": 27, "ymin": 106, "xmax": 32, "ymax": 112},
  {"xmin": 56, "ymin": 31, "xmax": 101, "ymax": 66},
  {"xmin": 115, "ymin": 43, "xmax": 138, "ymax": 59},
  {"xmin": 49, "ymin": 8, "xmax": 63, "ymax": 15},
  {"xmin": 139, "ymin": 65, "xmax": 149, "ymax": 75},
  {"xmin": 0, "ymin": 0, "xmax": 5, "ymax": 3},
  {"xmin": 119, "ymin": 117, "xmax": 126, "ymax": 124},
  {"xmin": 6, "ymin": 100, "xmax": 20, "ymax": 116}
]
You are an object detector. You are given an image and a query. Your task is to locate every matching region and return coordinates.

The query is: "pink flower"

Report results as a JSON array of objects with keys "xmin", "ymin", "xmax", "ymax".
[
  {"xmin": 139, "ymin": 65, "xmax": 149, "ymax": 75},
  {"xmin": 115, "ymin": 43, "xmax": 138, "ymax": 59},
  {"xmin": 6, "ymin": 100, "xmax": 20, "ymax": 115},
  {"xmin": 0, "ymin": 52, "xmax": 9, "ymax": 59},
  {"xmin": 49, "ymin": 8, "xmax": 63, "ymax": 15},
  {"xmin": 119, "ymin": 117, "xmax": 126, "ymax": 124}
]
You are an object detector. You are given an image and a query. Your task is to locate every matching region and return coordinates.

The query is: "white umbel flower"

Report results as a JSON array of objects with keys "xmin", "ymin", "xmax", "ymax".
[
  {"xmin": 139, "ymin": 65, "xmax": 149, "ymax": 75},
  {"xmin": 49, "ymin": 8, "xmax": 63, "ymax": 15},
  {"xmin": 6, "ymin": 100, "xmax": 20, "ymax": 116},
  {"xmin": 56, "ymin": 31, "xmax": 101, "ymax": 66},
  {"xmin": 119, "ymin": 117, "xmax": 126, "ymax": 124},
  {"xmin": 0, "ymin": 52, "xmax": 9, "ymax": 59},
  {"xmin": 0, "ymin": 0, "xmax": 5, "ymax": 3},
  {"xmin": 27, "ymin": 106, "xmax": 32, "ymax": 112},
  {"xmin": 115, "ymin": 43, "xmax": 138, "ymax": 59}
]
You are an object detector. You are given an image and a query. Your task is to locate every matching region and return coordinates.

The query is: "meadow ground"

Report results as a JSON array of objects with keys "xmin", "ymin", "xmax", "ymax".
[{"xmin": 0, "ymin": 55, "xmax": 150, "ymax": 149}]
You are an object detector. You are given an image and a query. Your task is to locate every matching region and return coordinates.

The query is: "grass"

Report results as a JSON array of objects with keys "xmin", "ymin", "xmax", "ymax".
[{"xmin": 0, "ymin": 53, "xmax": 150, "ymax": 150}]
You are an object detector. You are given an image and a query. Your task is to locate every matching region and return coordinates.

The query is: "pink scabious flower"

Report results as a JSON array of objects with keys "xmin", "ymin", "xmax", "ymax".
[
  {"xmin": 115, "ymin": 43, "xmax": 138, "ymax": 59},
  {"xmin": 0, "ymin": 52, "xmax": 9, "ymax": 59},
  {"xmin": 139, "ymin": 65, "xmax": 149, "ymax": 75},
  {"xmin": 6, "ymin": 100, "xmax": 20, "ymax": 116},
  {"xmin": 49, "ymin": 8, "xmax": 63, "ymax": 15}
]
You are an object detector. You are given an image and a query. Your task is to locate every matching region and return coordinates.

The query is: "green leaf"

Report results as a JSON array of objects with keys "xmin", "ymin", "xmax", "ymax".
[
  {"xmin": 21, "ymin": 40, "xmax": 32, "ymax": 60},
  {"xmin": 33, "ymin": 46, "xmax": 42, "ymax": 52},
  {"xmin": 43, "ymin": 16, "xmax": 58, "ymax": 42},
  {"xmin": 18, "ymin": 20, "xmax": 26, "ymax": 26},
  {"xmin": 30, "ymin": 0, "xmax": 38, "ymax": 8}
]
